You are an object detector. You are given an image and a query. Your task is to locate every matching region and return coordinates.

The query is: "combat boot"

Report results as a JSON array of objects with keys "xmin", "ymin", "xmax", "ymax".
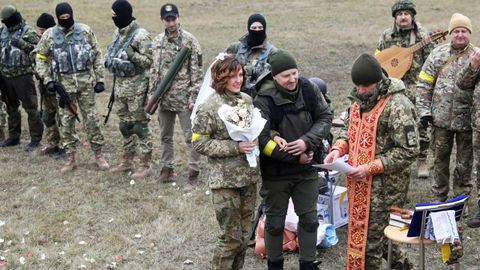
[
  {"xmin": 158, "ymin": 167, "xmax": 174, "ymax": 183},
  {"xmin": 466, "ymin": 211, "xmax": 480, "ymax": 228},
  {"xmin": 109, "ymin": 153, "xmax": 134, "ymax": 173},
  {"xmin": 416, "ymin": 158, "xmax": 429, "ymax": 178},
  {"xmin": 267, "ymin": 259, "xmax": 284, "ymax": 270},
  {"xmin": 94, "ymin": 150, "xmax": 110, "ymax": 171},
  {"xmin": 131, "ymin": 154, "xmax": 152, "ymax": 180},
  {"xmin": 184, "ymin": 169, "xmax": 200, "ymax": 192},
  {"xmin": 61, "ymin": 152, "xmax": 77, "ymax": 173},
  {"xmin": 299, "ymin": 260, "xmax": 321, "ymax": 270}
]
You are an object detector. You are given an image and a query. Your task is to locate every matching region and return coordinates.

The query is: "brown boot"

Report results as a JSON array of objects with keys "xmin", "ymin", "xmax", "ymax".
[
  {"xmin": 184, "ymin": 169, "xmax": 199, "ymax": 192},
  {"xmin": 466, "ymin": 211, "xmax": 480, "ymax": 228},
  {"xmin": 158, "ymin": 167, "xmax": 174, "ymax": 183},
  {"xmin": 109, "ymin": 153, "xmax": 134, "ymax": 173},
  {"xmin": 417, "ymin": 158, "xmax": 429, "ymax": 178},
  {"xmin": 131, "ymin": 154, "xmax": 152, "ymax": 180},
  {"xmin": 94, "ymin": 150, "xmax": 110, "ymax": 171},
  {"xmin": 61, "ymin": 152, "xmax": 77, "ymax": 173}
]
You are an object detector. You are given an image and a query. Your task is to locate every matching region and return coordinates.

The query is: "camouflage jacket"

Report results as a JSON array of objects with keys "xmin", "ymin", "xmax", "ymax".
[
  {"xmin": 376, "ymin": 23, "xmax": 433, "ymax": 101},
  {"xmin": 456, "ymin": 54, "xmax": 480, "ymax": 131},
  {"xmin": 336, "ymin": 78, "xmax": 419, "ymax": 206},
  {"xmin": 225, "ymin": 35, "xmax": 277, "ymax": 97},
  {"xmin": 106, "ymin": 21, "xmax": 153, "ymax": 98},
  {"xmin": 254, "ymin": 77, "xmax": 332, "ymax": 180},
  {"xmin": 0, "ymin": 21, "xmax": 39, "ymax": 78},
  {"xmin": 35, "ymin": 23, "xmax": 105, "ymax": 93},
  {"xmin": 192, "ymin": 91, "xmax": 260, "ymax": 189},
  {"xmin": 416, "ymin": 43, "xmax": 474, "ymax": 131},
  {"xmin": 149, "ymin": 27, "xmax": 202, "ymax": 111}
]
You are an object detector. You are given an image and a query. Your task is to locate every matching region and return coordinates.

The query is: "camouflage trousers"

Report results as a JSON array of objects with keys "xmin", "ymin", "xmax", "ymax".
[
  {"xmin": 418, "ymin": 125, "xmax": 430, "ymax": 159},
  {"xmin": 40, "ymin": 85, "xmax": 61, "ymax": 148},
  {"xmin": 58, "ymin": 87, "xmax": 104, "ymax": 153},
  {"xmin": 473, "ymin": 131, "xmax": 480, "ymax": 197},
  {"xmin": 260, "ymin": 176, "xmax": 319, "ymax": 262},
  {"xmin": 158, "ymin": 109, "xmax": 200, "ymax": 171},
  {"xmin": 211, "ymin": 183, "xmax": 256, "ymax": 270},
  {"xmin": 431, "ymin": 127, "xmax": 473, "ymax": 202},
  {"xmin": 115, "ymin": 94, "xmax": 152, "ymax": 155},
  {"xmin": 3, "ymin": 74, "xmax": 43, "ymax": 141}
]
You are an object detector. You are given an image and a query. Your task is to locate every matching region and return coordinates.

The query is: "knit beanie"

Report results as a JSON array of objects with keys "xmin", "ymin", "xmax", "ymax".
[
  {"xmin": 36, "ymin": 13, "xmax": 56, "ymax": 29},
  {"xmin": 351, "ymin": 53, "xmax": 383, "ymax": 86},
  {"xmin": 448, "ymin": 13, "xmax": 472, "ymax": 34},
  {"xmin": 270, "ymin": 49, "xmax": 297, "ymax": 76}
]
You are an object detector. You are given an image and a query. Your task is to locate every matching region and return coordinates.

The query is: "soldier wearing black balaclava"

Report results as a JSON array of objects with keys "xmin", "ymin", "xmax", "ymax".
[
  {"xmin": 35, "ymin": 2, "xmax": 109, "ymax": 173},
  {"xmin": 225, "ymin": 13, "xmax": 277, "ymax": 97},
  {"xmin": 0, "ymin": 5, "xmax": 44, "ymax": 150},
  {"xmin": 105, "ymin": 0, "xmax": 154, "ymax": 180}
]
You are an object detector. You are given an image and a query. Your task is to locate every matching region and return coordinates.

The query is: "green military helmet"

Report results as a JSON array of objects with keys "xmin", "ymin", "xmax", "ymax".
[
  {"xmin": 0, "ymin": 5, "xmax": 16, "ymax": 20},
  {"xmin": 391, "ymin": 0, "xmax": 416, "ymax": 17}
]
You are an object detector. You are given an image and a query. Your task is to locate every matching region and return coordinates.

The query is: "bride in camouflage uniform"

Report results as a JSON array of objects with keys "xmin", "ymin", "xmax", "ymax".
[{"xmin": 191, "ymin": 54, "xmax": 260, "ymax": 270}]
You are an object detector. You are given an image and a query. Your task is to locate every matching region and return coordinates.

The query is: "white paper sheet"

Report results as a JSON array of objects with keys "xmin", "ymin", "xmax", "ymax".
[{"xmin": 313, "ymin": 158, "xmax": 355, "ymax": 174}]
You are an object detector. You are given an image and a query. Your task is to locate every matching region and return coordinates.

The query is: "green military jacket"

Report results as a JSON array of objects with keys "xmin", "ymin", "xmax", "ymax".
[
  {"xmin": 376, "ymin": 23, "xmax": 433, "ymax": 102},
  {"xmin": 254, "ymin": 77, "xmax": 332, "ymax": 180},
  {"xmin": 338, "ymin": 78, "xmax": 419, "ymax": 206},
  {"xmin": 107, "ymin": 21, "xmax": 153, "ymax": 98},
  {"xmin": 0, "ymin": 20, "xmax": 39, "ymax": 78},
  {"xmin": 35, "ymin": 23, "xmax": 105, "ymax": 93},
  {"xmin": 456, "ymin": 58, "xmax": 480, "ymax": 131},
  {"xmin": 416, "ymin": 42, "xmax": 473, "ymax": 131},
  {"xmin": 149, "ymin": 27, "xmax": 202, "ymax": 111},
  {"xmin": 192, "ymin": 91, "xmax": 260, "ymax": 189}
]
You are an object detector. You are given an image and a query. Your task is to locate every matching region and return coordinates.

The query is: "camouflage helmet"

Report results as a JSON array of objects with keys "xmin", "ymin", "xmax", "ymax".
[
  {"xmin": 391, "ymin": 0, "xmax": 416, "ymax": 17},
  {"xmin": 0, "ymin": 5, "xmax": 16, "ymax": 20}
]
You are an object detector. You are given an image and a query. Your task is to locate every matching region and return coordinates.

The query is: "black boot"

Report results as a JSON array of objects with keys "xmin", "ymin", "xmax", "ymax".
[
  {"xmin": 267, "ymin": 259, "xmax": 284, "ymax": 270},
  {"xmin": 299, "ymin": 260, "xmax": 321, "ymax": 270}
]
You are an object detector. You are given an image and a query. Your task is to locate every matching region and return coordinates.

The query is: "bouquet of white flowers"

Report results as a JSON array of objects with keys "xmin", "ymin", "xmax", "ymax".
[{"xmin": 218, "ymin": 99, "xmax": 266, "ymax": 167}]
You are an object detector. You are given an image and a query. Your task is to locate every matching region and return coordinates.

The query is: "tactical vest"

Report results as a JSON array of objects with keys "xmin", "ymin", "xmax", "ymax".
[
  {"xmin": 105, "ymin": 26, "xmax": 143, "ymax": 77},
  {"xmin": 0, "ymin": 25, "xmax": 31, "ymax": 68},
  {"xmin": 51, "ymin": 24, "xmax": 95, "ymax": 74},
  {"xmin": 236, "ymin": 42, "xmax": 273, "ymax": 88}
]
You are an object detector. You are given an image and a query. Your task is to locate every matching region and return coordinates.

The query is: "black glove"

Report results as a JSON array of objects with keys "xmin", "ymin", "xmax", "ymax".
[
  {"xmin": 420, "ymin": 116, "xmax": 433, "ymax": 129},
  {"xmin": 93, "ymin": 82, "xmax": 105, "ymax": 93},
  {"xmin": 46, "ymin": 81, "xmax": 56, "ymax": 93},
  {"xmin": 11, "ymin": 38, "xmax": 33, "ymax": 53}
]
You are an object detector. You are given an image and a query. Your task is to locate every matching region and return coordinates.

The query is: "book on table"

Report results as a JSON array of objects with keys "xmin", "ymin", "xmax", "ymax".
[{"xmin": 389, "ymin": 211, "xmax": 413, "ymax": 228}]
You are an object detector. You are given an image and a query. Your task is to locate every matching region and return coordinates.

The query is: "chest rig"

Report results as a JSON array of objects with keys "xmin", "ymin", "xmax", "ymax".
[
  {"xmin": 0, "ymin": 25, "xmax": 31, "ymax": 68},
  {"xmin": 105, "ymin": 25, "xmax": 142, "ymax": 77}
]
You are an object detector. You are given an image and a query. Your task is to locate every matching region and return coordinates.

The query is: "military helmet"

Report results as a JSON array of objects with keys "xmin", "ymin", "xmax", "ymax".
[
  {"xmin": 1, "ymin": 5, "xmax": 16, "ymax": 20},
  {"xmin": 391, "ymin": 0, "xmax": 416, "ymax": 17}
]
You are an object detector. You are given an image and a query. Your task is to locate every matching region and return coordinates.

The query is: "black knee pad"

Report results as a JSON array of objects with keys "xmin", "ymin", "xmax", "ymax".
[
  {"xmin": 298, "ymin": 211, "xmax": 319, "ymax": 232},
  {"xmin": 42, "ymin": 111, "xmax": 57, "ymax": 127},
  {"xmin": 265, "ymin": 215, "xmax": 285, "ymax": 236},
  {"xmin": 133, "ymin": 123, "xmax": 149, "ymax": 140},
  {"xmin": 119, "ymin": 121, "xmax": 134, "ymax": 137}
]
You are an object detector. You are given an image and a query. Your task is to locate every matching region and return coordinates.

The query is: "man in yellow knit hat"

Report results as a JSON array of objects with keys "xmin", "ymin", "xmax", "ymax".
[{"xmin": 417, "ymin": 13, "xmax": 474, "ymax": 202}]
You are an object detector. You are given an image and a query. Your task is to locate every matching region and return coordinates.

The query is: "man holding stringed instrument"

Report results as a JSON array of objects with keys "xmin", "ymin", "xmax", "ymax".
[
  {"xmin": 375, "ymin": 0, "xmax": 435, "ymax": 179},
  {"xmin": 417, "ymin": 13, "xmax": 474, "ymax": 203}
]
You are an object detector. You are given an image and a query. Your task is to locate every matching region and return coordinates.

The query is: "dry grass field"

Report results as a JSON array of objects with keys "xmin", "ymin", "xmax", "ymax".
[{"xmin": 1, "ymin": 0, "xmax": 480, "ymax": 269}]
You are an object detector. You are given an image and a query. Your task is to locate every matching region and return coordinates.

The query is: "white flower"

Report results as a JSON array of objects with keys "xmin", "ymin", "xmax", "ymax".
[
  {"xmin": 215, "ymin": 52, "xmax": 228, "ymax": 61},
  {"xmin": 238, "ymin": 108, "xmax": 248, "ymax": 118},
  {"xmin": 238, "ymin": 121, "xmax": 245, "ymax": 128}
]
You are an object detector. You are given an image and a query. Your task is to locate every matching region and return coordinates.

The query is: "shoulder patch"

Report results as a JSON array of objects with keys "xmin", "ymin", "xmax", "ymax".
[{"xmin": 404, "ymin": 125, "xmax": 417, "ymax": 147}]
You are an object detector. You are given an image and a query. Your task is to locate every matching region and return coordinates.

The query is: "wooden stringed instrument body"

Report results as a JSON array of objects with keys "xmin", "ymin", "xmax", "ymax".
[{"xmin": 375, "ymin": 30, "xmax": 448, "ymax": 79}]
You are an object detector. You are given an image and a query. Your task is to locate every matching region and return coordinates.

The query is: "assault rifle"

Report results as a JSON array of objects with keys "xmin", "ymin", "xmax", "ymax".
[
  {"xmin": 104, "ymin": 76, "xmax": 115, "ymax": 125},
  {"xmin": 144, "ymin": 47, "xmax": 191, "ymax": 114},
  {"xmin": 53, "ymin": 82, "xmax": 80, "ymax": 122}
]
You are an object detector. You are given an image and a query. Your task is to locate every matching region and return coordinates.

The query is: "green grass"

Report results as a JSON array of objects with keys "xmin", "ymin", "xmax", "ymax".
[{"xmin": 1, "ymin": 0, "xmax": 480, "ymax": 269}]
